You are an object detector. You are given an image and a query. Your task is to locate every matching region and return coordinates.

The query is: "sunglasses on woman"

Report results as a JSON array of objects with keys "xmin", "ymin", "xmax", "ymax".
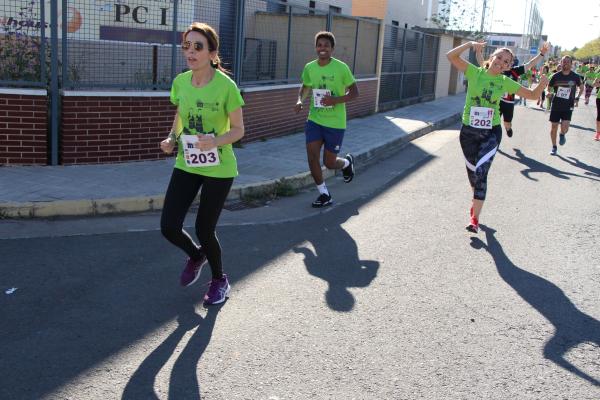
[{"xmin": 181, "ymin": 40, "xmax": 204, "ymax": 51}]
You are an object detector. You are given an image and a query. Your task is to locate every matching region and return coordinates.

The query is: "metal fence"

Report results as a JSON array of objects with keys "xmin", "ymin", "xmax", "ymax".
[
  {"xmin": 378, "ymin": 25, "xmax": 440, "ymax": 111},
  {"xmin": 1, "ymin": 0, "xmax": 379, "ymax": 90}
]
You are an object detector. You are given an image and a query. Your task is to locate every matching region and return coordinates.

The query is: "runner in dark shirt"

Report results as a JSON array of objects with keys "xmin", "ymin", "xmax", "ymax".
[
  {"xmin": 547, "ymin": 55, "xmax": 585, "ymax": 155},
  {"xmin": 476, "ymin": 42, "xmax": 549, "ymax": 138}
]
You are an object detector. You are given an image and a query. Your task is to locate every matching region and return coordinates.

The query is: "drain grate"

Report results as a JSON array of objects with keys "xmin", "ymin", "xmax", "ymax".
[{"xmin": 223, "ymin": 200, "xmax": 265, "ymax": 211}]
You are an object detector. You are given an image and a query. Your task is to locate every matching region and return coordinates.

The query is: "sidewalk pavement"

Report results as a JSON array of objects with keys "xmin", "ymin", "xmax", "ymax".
[{"xmin": 0, "ymin": 94, "xmax": 466, "ymax": 218}]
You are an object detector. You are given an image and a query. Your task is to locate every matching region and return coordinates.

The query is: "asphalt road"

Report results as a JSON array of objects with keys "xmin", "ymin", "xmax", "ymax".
[{"xmin": 1, "ymin": 102, "xmax": 599, "ymax": 399}]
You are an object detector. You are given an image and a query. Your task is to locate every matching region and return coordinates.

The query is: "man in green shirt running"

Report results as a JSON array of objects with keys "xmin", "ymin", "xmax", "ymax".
[{"xmin": 294, "ymin": 31, "xmax": 359, "ymax": 207}]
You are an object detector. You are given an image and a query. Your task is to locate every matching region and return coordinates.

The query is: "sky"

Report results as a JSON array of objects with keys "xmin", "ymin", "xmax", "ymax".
[
  {"xmin": 451, "ymin": 0, "xmax": 600, "ymax": 50},
  {"xmin": 485, "ymin": 0, "xmax": 600, "ymax": 50}
]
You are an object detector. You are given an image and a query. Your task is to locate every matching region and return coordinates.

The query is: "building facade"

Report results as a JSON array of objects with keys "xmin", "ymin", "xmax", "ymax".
[{"xmin": 352, "ymin": 0, "xmax": 441, "ymax": 29}]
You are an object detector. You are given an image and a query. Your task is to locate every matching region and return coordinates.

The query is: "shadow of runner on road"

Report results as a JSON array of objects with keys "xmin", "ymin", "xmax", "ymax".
[
  {"xmin": 292, "ymin": 207, "xmax": 379, "ymax": 312},
  {"xmin": 498, "ymin": 148, "xmax": 600, "ymax": 182},
  {"xmin": 122, "ymin": 303, "xmax": 223, "ymax": 400},
  {"xmin": 556, "ymin": 154, "xmax": 600, "ymax": 178},
  {"xmin": 0, "ymin": 136, "xmax": 436, "ymax": 399},
  {"xmin": 470, "ymin": 225, "xmax": 600, "ymax": 386},
  {"xmin": 568, "ymin": 124, "xmax": 596, "ymax": 133}
]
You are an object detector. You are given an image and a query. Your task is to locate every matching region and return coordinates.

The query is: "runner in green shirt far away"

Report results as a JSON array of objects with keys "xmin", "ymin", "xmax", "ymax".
[{"xmin": 294, "ymin": 31, "xmax": 359, "ymax": 208}]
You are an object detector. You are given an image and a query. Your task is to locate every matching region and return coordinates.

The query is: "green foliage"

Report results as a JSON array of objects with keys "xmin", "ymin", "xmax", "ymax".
[
  {"xmin": 574, "ymin": 37, "xmax": 600, "ymax": 60},
  {"xmin": 274, "ymin": 180, "xmax": 298, "ymax": 197},
  {"xmin": 430, "ymin": 0, "xmax": 486, "ymax": 37},
  {"xmin": 0, "ymin": 0, "xmax": 50, "ymax": 82},
  {"xmin": 0, "ymin": 34, "xmax": 49, "ymax": 82}
]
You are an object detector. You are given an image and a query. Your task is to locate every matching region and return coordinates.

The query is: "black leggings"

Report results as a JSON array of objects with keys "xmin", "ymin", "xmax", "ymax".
[
  {"xmin": 459, "ymin": 124, "xmax": 502, "ymax": 201},
  {"xmin": 160, "ymin": 168, "xmax": 233, "ymax": 279},
  {"xmin": 597, "ymin": 98, "xmax": 600, "ymax": 122}
]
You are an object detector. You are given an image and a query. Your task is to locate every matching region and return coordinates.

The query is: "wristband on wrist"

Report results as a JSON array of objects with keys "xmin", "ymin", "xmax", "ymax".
[{"xmin": 168, "ymin": 131, "xmax": 178, "ymax": 142}]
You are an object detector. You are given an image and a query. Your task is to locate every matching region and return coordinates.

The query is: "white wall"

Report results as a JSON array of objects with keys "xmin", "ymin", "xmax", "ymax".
[
  {"xmin": 385, "ymin": 0, "xmax": 439, "ymax": 28},
  {"xmin": 288, "ymin": 0, "xmax": 353, "ymax": 14},
  {"xmin": 435, "ymin": 35, "xmax": 453, "ymax": 99}
]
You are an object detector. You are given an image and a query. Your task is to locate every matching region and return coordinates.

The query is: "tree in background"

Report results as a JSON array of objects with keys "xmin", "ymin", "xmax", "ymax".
[
  {"xmin": 574, "ymin": 37, "xmax": 600, "ymax": 61},
  {"xmin": 430, "ymin": 0, "xmax": 487, "ymax": 39},
  {"xmin": 561, "ymin": 48, "xmax": 577, "ymax": 58}
]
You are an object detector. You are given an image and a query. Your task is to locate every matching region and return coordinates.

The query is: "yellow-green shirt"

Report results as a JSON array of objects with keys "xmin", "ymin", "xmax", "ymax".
[
  {"xmin": 170, "ymin": 70, "xmax": 244, "ymax": 178},
  {"xmin": 301, "ymin": 57, "xmax": 356, "ymax": 129},
  {"xmin": 463, "ymin": 63, "xmax": 522, "ymax": 126}
]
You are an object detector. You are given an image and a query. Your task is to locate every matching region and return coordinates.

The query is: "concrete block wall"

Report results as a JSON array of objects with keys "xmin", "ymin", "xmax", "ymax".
[{"xmin": 0, "ymin": 89, "xmax": 48, "ymax": 165}]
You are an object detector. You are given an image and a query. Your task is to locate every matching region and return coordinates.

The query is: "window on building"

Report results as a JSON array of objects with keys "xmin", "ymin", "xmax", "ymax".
[
  {"xmin": 329, "ymin": 5, "xmax": 341, "ymax": 14},
  {"xmin": 309, "ymin": 0, "xmax": 315, "ymax": 15},
  {"xmin": 506, "ymin": 41, "xmax": 515, "ymax": 46},
  {"xmin": 392, "ymin": 20, "xmax": 399, "ymax": 26},
  {"xmin": 267, "ymin": 0, "xmax": 287, "ymax": 13}
]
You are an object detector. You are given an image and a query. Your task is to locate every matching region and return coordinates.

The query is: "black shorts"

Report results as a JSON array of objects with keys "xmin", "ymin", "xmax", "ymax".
[
  {"xmin": 596, "ymin": 98, "xmax": 600, "ymax": 122},
  {"xmin": 549, "ymin": 109, "xmax": 573, "ymax": 123},
  {"xmin": 499, "ymin": 101, "xmax": 514, "ymax": 122}
]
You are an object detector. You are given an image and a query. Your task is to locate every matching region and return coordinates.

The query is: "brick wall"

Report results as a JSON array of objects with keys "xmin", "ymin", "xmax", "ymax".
[
  {"xmin": 0, "ymin": 89, "xmax": 48, "ymax": 165},
  {"xmin": 243, "ymin": 78, "xmax": 378, "ymax": 141},
  {"xmin": 3, "ymin": 79, "xmax": 377, "ymax": 165},
  {"xmin": 61, "ymin": 94, "xmax": 174, "ymax": 164}
]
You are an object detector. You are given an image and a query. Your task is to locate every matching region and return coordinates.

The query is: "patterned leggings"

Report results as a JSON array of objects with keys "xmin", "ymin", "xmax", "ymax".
[{"xmin": 459, "ymin": 124, "xmax": 502, "ymax": 201}]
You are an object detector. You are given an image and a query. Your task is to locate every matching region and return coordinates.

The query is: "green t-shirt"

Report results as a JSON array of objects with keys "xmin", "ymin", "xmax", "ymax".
[
  {"xmin": 170, "ymin": 70, "xmax": 244, "ymax": 178},
  {"xmin": 301, "ymin": 57, "xmax": 356, "ymax": 129},
  {"xmin": 590, "ymin": 72, "xmax": 600, "ymax": 98},
  {"xmin": 462, "ymin": 63, "xmax": 522, "ymax": 126},
  {"xmin": 576, "ymin": 65, "xmax": 589, "ymax": 77},
  {"xmin": 585, "ymin": 71, "xmax": 598, "ymax": 85}
]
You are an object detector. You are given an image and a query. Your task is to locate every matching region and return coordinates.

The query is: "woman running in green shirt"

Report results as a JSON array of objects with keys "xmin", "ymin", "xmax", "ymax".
[
  {"xmin": 447, "ymin": 41, "xmax": 548, "ymax": 233},
  {"xmin": 160, "ymin": 22, "xmax": 245, "ymax": 305}
]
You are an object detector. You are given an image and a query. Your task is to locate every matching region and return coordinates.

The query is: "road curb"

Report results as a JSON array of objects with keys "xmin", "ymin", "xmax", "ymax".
[{"xmin": 0, "ymin": 112, "xmax": 461, "ymax": 218}]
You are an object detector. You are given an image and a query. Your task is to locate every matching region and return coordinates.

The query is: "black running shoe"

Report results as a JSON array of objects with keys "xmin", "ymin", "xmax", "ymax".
[
  {"xmin": 559, "ymin": 134, "xmax": 566, "ymax": 146},
  {"xmin": 466, "ymin": 217, "xmax": 479, "ymax": 233},
  {"xmin": 312, "ymin": 193, "xmax": 332, "ymax": 208},
  {"xmin": 506, "ymin": 128, "xmax": 513, "ymax": 138},
  {"xmin": 342, "ymin": 154, "xmax": 355, "ymax": 183}
]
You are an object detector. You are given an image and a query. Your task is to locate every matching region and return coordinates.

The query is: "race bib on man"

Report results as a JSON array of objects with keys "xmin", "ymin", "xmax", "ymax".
[
  {"xmin": 556, "ymin": 87, "xmax": 571, "ymax": 99},
  {"xmin": 469, "ymin": 107, "xmax": 494, "ymax": 128},
  {"xmin": 181, "ymin": 134, "xmax": 220, "ymax": 167},
  {"xmin": 313, "ymin": 89, "xmax": 332, "ymax": 108}
]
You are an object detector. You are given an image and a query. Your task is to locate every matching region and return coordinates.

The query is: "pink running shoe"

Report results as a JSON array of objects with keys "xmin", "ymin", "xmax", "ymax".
[
  {"xmin": 204, "ymin": 274, "xmax": 231, "ymax": 305},
  {"xmin": 180, "ymin": 255, "xmax": 207, "ymax": 287}
]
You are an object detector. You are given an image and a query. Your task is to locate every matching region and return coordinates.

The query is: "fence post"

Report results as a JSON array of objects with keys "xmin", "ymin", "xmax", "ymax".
[
  {"xmin": 374, "ymin": 20, "xmax": 385, "ymax": 113},
  {"xmin": 432, "ymin": 36, "xmax": 439, "ymax": 99},
  {"xmin": 398, "ymin": 28, "xmax": 407, "ymax": 100},
  {"xmin": 40, "ymin": 0, "xmax": 46, "ymax": 84},
  {"xmin": 326, "ymin": 12, "xmax": 332, "ymax": 31},
  {"xmin": 61, "ymin": 0, "xmax": 68, "ymax": 89},
  {"xmin": 285, "ymin": 5, "xmax": 293, "ymax": 80},
  {"xmin": 352, "ymin": 19, "xmax": 359, "ymax": 73},
  {"xmin": 49, "ymin": 0, "xmax": 59, "ymax": 165},
  {"xmin": 233, "ymin": 0, "xmax": 246, "ymax": 84},
  {"xmin": 418, "ymin": 33, "xmax": 425, "ymax": 98},
  {"xmin": 170, "ymin": 0, "xmax": 178, "ymax": 82}
]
